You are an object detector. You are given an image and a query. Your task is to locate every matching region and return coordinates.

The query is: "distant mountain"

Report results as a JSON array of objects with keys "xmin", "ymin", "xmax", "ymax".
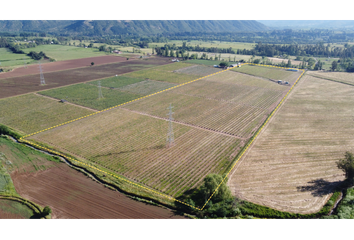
[
  {"xmin": 0, "ymin": 20, "xmax": 268, "ymax": 35},
  {"xmin": 258, "ymin": 20, "xmax": 354, "ymax": 30}
]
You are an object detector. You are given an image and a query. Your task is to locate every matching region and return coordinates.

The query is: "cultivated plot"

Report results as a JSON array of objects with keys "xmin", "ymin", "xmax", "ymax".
[
  {"xmin": 29, "ymin": 108, "xmax": 242, "ymax": 198},
  {"xmin": 124, "ymin": 71, "xmax": 288, "ymax": 138},
  {"xmin": 39, "ymin": 83, "xmax": 143, "ymax": 111},
  {"xmin": 228, "ymin": 75, "xmax": 351, "ymax": 214},
  {"xmin": 232, "ymin": 64, "xmax": 301, "ymax": 84},
  {"xmin": 26, "ymin": 68, "xmax": 293, "ymax": 206},
  {"xmin": 0, "ymin": 93, "xmax": 94, "ymax": 134}
]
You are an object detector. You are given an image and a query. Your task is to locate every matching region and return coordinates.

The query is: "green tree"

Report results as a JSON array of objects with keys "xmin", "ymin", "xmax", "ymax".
[
  {"xmin": 199, "ymin": 174, "xmax": 232, "ymax": 203},
  {"xmin": 99, "ymin": 45, "xmax": 106, "ymax": 51},
  {"xmin": 219, "ymin": 62, "xmax": 229, "ymax": 68},
  {"xmin": 337, "ymin": 152, "xmax": 354, "ymax": 186},
  {"xmin": 331, "ymin": 60, "xmax": 338, "ymax": 71},
  {"xmin": 91, "ymin": 62, "xmax": 94, "ymax": 66},
  {"xmin": 88, "ymin": 43, "xmax": 93, "ymax": 48},
  {"xmin": 42, "ymin": 206, "xmax": 52, "ymax": 217},
  {"xmin": 287, "ymin": 59, "xmax": 292, "ymax": 67}
]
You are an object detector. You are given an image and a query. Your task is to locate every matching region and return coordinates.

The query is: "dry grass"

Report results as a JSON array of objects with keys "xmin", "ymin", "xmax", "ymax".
[{"xmin": 228, "ymin": 74, "xmax": 352, "ymax": 214}]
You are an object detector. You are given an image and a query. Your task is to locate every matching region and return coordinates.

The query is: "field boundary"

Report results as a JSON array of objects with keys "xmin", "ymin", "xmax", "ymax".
[{"xmin": 20, "ymin": 63, "xmax": 304, "ymax": 211}]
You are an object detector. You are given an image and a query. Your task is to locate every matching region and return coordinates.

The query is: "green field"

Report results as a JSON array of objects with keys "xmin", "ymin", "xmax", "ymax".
[
  {"xmin": 232, "ymin": 64, "xmax": 301, "ymax": 83},
  {"xmin": 0, "ymin": 48, "xmax": 34, "ymax": 67},
  {"xmin": 89, "ymin": 75, "xmax": 146, "ymax": 88},
  {"xmin": 149, "ymin": 40, "xmax": 256, "ymax": 50},
  {"xmin": 117, "ymin": 80, "xmax": 177, "ymax": 95},
  {"xmin": 0, "ymin": 93, "xmax": 94, "ymax": 134},
  {"xmin": 124, "ymin": 62, "xmax": 203, "ymax": 84},
  {"xmin": 39, "ymin": 83, "xmax": 143, "ymax": 111},
  {"xmin": 22, "ymin": 45, "xmax": 108, "ymax": 61}
]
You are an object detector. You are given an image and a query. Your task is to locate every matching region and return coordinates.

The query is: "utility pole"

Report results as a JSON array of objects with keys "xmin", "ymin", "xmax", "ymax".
[
  {"xmin": 23, "ymin": 58, "xmax": 27, "ymax": 68},
  {"xmin": 166, "ymin": 103, "xmax": 174, "ymax": 148},
  {"xmin": 38, "ymin": 62, "xmax": 45, "ymax": 85}
]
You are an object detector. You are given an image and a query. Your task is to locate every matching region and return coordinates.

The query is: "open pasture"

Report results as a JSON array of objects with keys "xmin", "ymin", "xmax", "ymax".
[
  {"xmin": 0, "ymin": 93, "xmax": 94, "ymax": 134},
  {"xmin": 29, "ymin": 108, "xmax": 241, "ymax": 198},
  {"xmin": 0, "ymin": 58, "xmax": 171, "ymax": 99},
  {"xmin": 39, "ymin": 83, "xmax": 143, "ymax": 111},
  {"xmin": 0, "ymin": 48, "xmax": 34, "ymax": 68},
  {"xmin": 228, "ymin": 75, "xmax": 352, "ymax": 214},
  {"xmin": 22, "ymin": 44, "xmax": 109, "ymax": 61}
]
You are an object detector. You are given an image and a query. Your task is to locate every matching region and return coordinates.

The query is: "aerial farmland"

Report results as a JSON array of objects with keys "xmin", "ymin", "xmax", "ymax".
[{"xmin": 1, "ymin": 20, "xmax": 354, "ymax": 222}]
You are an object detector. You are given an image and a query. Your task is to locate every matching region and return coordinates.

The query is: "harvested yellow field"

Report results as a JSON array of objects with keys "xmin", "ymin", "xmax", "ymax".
[
  {"xmin": 307, "ymin": 71, "xmax": 354, "ymax": 85},
  {"xmin": 228, "ymin": 74, "xmax": 352, "ymax": 214}
]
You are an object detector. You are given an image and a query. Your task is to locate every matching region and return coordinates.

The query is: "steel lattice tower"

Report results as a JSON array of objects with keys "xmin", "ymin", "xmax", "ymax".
[
  {"xmin": 98, "ymin": 80, "xmax": 103, "ymax": 99},
  {"xmin": 38, "ymin": 62, "xmax": 45, "ymax": 85},
  {"xmin": 166, "ymin": 103, "xmax": 174, "ymax": 148}
]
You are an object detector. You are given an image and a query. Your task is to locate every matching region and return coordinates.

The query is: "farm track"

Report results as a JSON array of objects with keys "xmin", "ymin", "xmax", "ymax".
[{"xmin": 119, "ymin": 107, "xmax": 245, "ymax": 140}]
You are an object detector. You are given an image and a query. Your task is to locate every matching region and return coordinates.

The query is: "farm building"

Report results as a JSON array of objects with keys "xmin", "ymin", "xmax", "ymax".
[{"xmin": 113, "ymin": 50, "xmax": 122, "ymax": 54}]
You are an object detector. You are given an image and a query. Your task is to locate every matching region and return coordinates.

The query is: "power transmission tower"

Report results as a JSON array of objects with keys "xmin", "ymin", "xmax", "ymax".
[
  {"xmin": 166, "ymin": 103, "xmax": 174, "ymax": 148},
  {"xmin": 38, "ymin": 62, "xmax": 45, "ymax": 85},
  {"xmin": 98, "ymin": 80, "xmax": 103, "ymax": 99}
]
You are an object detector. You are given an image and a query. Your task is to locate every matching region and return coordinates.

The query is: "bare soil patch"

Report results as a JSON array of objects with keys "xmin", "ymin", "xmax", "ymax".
[{"xmin": 11, "ymin": 164, "xmax": 186, "ymax": 219}]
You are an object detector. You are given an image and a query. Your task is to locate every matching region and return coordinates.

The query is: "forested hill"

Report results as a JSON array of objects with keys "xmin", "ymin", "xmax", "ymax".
[{"xmin": 0, "ymin": 20, "xmax": 268, "ymax": 35}]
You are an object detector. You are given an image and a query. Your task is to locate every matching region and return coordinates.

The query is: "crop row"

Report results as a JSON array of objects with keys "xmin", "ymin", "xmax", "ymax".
[{"xmin": 0, "ymin": 93, "xmax": 94, "ymax": 134}]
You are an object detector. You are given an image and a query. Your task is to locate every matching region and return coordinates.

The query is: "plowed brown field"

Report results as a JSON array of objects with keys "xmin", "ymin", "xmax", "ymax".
[
  {"xmin": 0, "ymin": 55, "xmax": 126, "ymax": 79},
  {"xmin": 11, "ymin": 164, "xmax": 186, "ymax": 219},
  {"xmin": 0, "ymin": 57, "xmax": 171, "ymax": 99}
]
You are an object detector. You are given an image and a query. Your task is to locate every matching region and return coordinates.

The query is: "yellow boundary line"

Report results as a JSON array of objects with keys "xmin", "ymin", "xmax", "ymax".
[{"xmin": 19, "ymin": 63, "xmax": 305, "ymax": 211}]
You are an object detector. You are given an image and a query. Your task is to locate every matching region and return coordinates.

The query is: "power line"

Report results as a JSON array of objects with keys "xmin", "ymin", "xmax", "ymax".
[{"xmin": 166, "ymin": 103, "xmax": 174, "ymax": 148}]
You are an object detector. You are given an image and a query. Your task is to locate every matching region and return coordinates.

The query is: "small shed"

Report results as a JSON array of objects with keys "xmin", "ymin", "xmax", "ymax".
[
  {"xmin": 213, "ymin": 65, "xmax": 219, "ymax": 68},
  {"xmin": 277, "ymin": 80, "xmax": 283, "ymax": 84}
]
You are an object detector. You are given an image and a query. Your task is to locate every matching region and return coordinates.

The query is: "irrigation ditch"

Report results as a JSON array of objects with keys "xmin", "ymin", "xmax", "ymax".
[{"xmin": 5, "ymin": 135, "xmax": 191, "ymax": 218}]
